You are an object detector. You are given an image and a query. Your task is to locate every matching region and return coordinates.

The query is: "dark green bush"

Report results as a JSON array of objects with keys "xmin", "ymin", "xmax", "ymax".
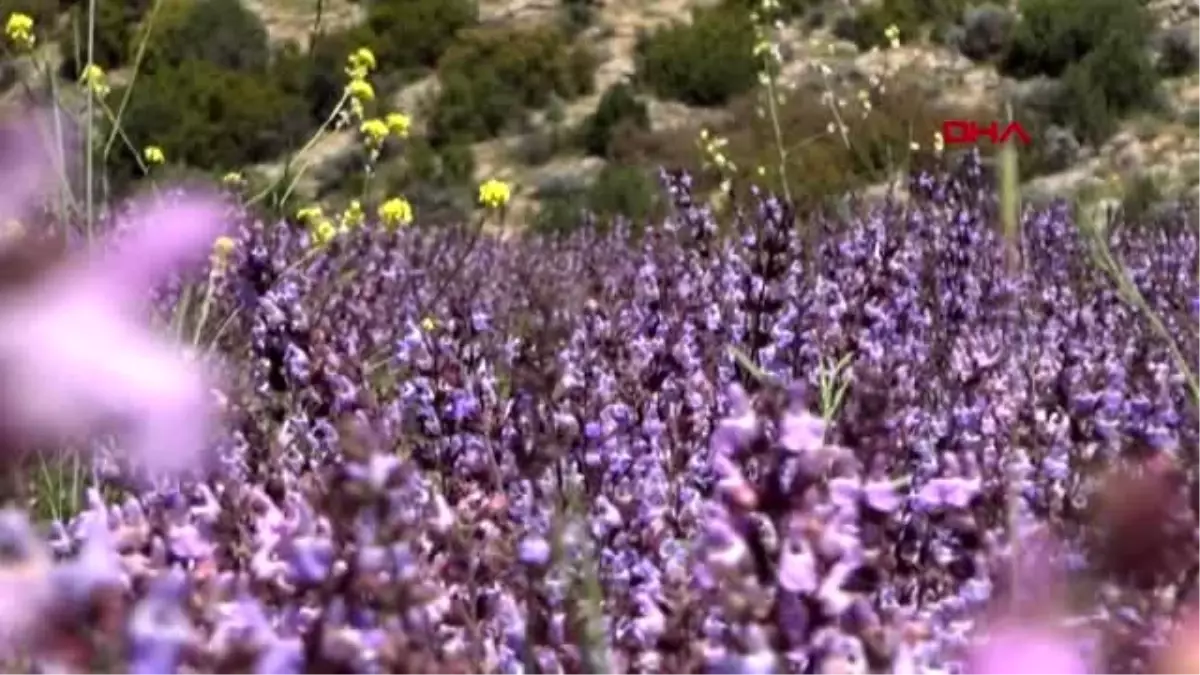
[
  {"xmin": 273, "ymin": 28, "xmax": 376, "ymax": 128},
  {"xmin": 59, "ymin": 0, "xmax": 154, "ymax": 75},
  {"xmin": 1051, "ymin": 29, "xmax": 1161, "ymax": 145},
  {"xmin": 364, "ymin": 0, "xmax": 477, "ymax": 73},
  {"xmin": 140, "ymin": 0, "xmax": 271, "ymax": 74},
  {"xmin": 112, "ymin": 59, "xmax": 308, "ymax": 183},
  {"xmin": 838, "ymin": 0, "xmax": 971, "ymax": 50},
  {"xmin": 533, "ymin": 165, "xmax": 660, "ymax": 235},
  {"xmin": 429, "ymin": 24, "xmax": 596, "ymax": 144},
  {"xmin": 586, "ymin": 164, "xmax": 659, "ymax": 221},
  {"xmin": 634, "ymin": 4, "xmax": 758, "ymax": 107},
  {"xmin": 578, "ymin": 81, "xmax": 649, "ymax": 158},
  {"xmin": 1000, "ymin": 0, "xmax": 1151, "ymax": 79},
  {"xmin": 950, "ymin": 3, "xmax": 1014, "ymax": 62},
  {"xmin": 560, "ymin": 0, "xmax": 599, "ymax": 34},
  {"xmin": 719, "ymin": 0, "xmax": 821, "ymax": 20},
  {"xmin": 1156, "ymin": 26, "xmax": 1199, "ymax": 77}
]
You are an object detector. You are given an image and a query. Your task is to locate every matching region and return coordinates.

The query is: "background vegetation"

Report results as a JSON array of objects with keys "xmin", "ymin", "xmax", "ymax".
[{"xmin": 0, "ymin": 0, "xmax": 1190, "ymax": 232}]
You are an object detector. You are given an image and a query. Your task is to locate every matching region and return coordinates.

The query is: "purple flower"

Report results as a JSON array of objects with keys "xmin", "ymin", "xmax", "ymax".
[
  {"xmin": 0, "ymin": 141, "xmax": 228, "ymax": 474},
  {"xmin": 969, "ymin": 625, "xmax": 1091, "ymax": 674},
  {"xmin": 779, "ymin": 409, "xmax": 825, "ymax": 454},
  {"xmin": 518, "ymin": 535, "xmax": 551, "ymax": 566},
  {"xmin": 915, "ymin": 477, "xmax": 981, "ymax": 509}
]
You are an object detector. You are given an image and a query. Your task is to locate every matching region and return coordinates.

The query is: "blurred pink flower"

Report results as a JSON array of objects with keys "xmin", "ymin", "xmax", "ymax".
[
  {"xmin": 0, "ymin": 112, "xmax": 228, "ymax": 475},
  {"xmin": 969, "ymin": 623, "xmax": 1091, "ymax": 674}
]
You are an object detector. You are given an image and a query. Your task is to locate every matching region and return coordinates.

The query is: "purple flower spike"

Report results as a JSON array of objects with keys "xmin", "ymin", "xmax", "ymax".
[
  {"xmin": 862, "ymin": 480, "xmax": 904, "ymax": 513},
  {"xmin": 780, "ymin": 409, "xmax": 826, "ymax": 454},
  {"xmin": 778, "ymin": 542, "xmax": 819, "ymax": 593},
  {"xmin": 128, "ymin": 570, "xmax": 194, "ymax": 675},
  {"xmin": 915, "ymin": 477, "xmax": 982, "ymax": 510}
]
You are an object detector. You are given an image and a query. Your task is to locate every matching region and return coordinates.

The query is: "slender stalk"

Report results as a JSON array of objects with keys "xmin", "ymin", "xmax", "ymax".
[
  {"xmin": 103, "ymin": 0, "xmax": 164, "ymax": 161},
  {"xmin": 85, "ymin": 0, "xmax": 96, "ymax": 241}
]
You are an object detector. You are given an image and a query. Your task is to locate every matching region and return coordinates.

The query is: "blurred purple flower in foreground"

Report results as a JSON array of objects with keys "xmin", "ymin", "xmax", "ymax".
[
  {"xmin": 0, "ymin": 112, "xmax": 227, "ymax": 474},
  {"xmin": 968, "ymin": 622, "xmax": 1092, "ymax": 674}
]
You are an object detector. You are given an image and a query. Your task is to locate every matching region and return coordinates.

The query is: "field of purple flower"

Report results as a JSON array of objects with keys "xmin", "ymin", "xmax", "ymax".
[{"xmin": 0, "ymin": 106, "xmax": 1194, "ymax": 674}]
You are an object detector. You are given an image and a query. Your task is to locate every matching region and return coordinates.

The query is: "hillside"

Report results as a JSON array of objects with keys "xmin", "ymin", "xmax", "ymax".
[{"xmin": 0, "ymin": 0, "xmax": 1196, "ymax": 229}]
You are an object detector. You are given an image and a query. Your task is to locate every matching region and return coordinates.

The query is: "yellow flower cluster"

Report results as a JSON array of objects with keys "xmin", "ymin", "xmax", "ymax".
[
  {"xmin": 297, "ymin": 206, "xmax": 338, "ymax": 247},
  {"xmin": 210, "ymin": 235, "xmax": 237, "ymax": 271},
  {"xmin": 346, "ymin": 47, "xmax": 376, "ymax": 81},
  {"xmin": 698, "ymin": 128, "xmax": 737, "ymax": 175},
  {"xmin": 79, "ymin": 63, "xmax": 109, "ymax": 98},
  {"xmin": 4, "ymin": 13, "xmax": 33, "ymax": 51},
  {"xmin": 477, "ymin": 178, "xmax": 511, "ymax": 210},
  {"xmin": 884, "ymin": 24, "xmax": 901, "ymax": 50},
  {"xmin": 385, "ymin": 112, "xmax": 411, "ymax": 139},
  {"xmin": 222, "ymin": 171, "xmax": 244, "ymax": 186},
  {"xmin": 344, "ymin": 47, "xmax": 377, "ymax": 120},
  {"xmin": 359, "ymin": 118, "xmax": 388, "ymax": 148},
  {"xmin": 339, "ymin": 199, "xmax": 365, "ymax": 229},
  {"xmin": 143, "ymin": 145, "xmax": 165, "ymax": 166},
  {"xmin": 378, "ymin": 197, "xmax": 413, "ymax": 229},
  {"xmin": 359, "ymin": 112, "xmax": 412, "ymax": 151}
]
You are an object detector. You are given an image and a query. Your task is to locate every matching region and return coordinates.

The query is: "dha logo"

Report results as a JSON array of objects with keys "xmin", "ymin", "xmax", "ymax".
[{"xmin": 942, "ymin": 120, "xmax": 1032, "ymax": 146}]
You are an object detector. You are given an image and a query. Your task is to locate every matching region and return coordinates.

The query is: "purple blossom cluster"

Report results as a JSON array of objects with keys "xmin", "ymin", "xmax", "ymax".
[{"xmin": 0, "ymin": 149, "xmax": 1196, "ymax": 674}]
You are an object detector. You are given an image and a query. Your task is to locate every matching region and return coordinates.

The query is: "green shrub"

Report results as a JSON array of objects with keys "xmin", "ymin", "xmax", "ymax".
[
  {"xmin": 1000, "ymin": 0, "xmax": 1151, "ymax": 79},
  {"xmin": 949, "ymin": 3, "xmax": 1015, "ymax": 62},
  {"xmin": 140, "ymin": 0, "xmax": 271, "ymax": 74},
  {"xmin": 586, "ymin": 164, "xmax": 659, "ymax": 221},
  {"xmin": 578, "ymin": 81, "xmax": 649, "ymax": 158},
  {"xmin": 273, "ymin": 28, "xmax": 375, "ymax": 128},
  {"xmin": 1051, "ymin": 29, "xmax": 1161, "ymax": 145},
  {"xmin": 838, "ymin": 0, "xmax": 971, "ymax": 50},
  {"xmin": 364, "ymin": 0, "xmax": 477, "ymax": 73},
  {"xmin": 429, "ymin": 24, "xmax": 595, "ymax": 144},
  {"xmin": 112, "ymin": 59, "xmax": 308, "ymax": 184},
  {"xmin": 1156, "ymin": 26, "xmax": 1199, "ymax": 78},
  {"xmin": 1118, "ymin": 172, "xmax": 1166, "ymax": 225},
  {"xmin": 719, "ymin": 0, "xmax": 821, "ymax": 20},
  {"xmin": 560, "ymin": 0, "xmax": 599, "ymax": 34},
  {"xmin": 533, "ymin": 165, "xmax": 660, "ymax": 235},
  {"xmin": 635, "ymin": 4, "xmax": 758, "ymax": 107},
  {"xmin": 59, "ymin": 0, "xmax": 154, "ymax": 74}
]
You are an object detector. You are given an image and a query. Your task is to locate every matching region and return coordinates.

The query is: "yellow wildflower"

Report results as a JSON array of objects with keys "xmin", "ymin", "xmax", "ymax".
[
  {"xmin": 4, "ymin": 13, "xmax": 34, "ymax": 51},
  {"xmin": 311, "ymin": 217, "xmax": 338, "ymax": 246},
  {"xmin": 378, "ymin": 197, "xmax": 414, "ymax": 229},
  {"xmin": 79, "ymin": 63, "xmax": 109, "ymax": 98},
  {"xmin": 296, "ymin": 205, "xmax": 324, "ymax": 224},
  {"xmin": 477, "ymin": 178, "xmax": 511, "ymax": 210},
  {"xmin": 222, "ymin": 171, "xmax": 244, "ymax": 186},
  {"xmin": 211, "ymin": 236, "xmax": 236, "ymax": 265},
  {"xmin": 421, "ymin": 316, "xmax": 436, "ymax": 332},
  {"xmin": 385, "ymin": 112, "xmax": 411, "ymax": 139},
  {"xmin": 348, "ymin": 97, "xmax": 365, "ymax": 121},
  {"xmin": 359, "ymin": 118, "xmax": 388, "ymax": 147},
  {"xmin": 346, "ymin": 46, "xmax": 376, "ymax": 80},
  {"xmin": 143, "ymin": 145, "xmax": 165, "ymax": 166},
  {"xmin": 884, "ymin": 24, "xmax": 901, "ymax": 49},
  {"xmin": 340, "ymin": 199, "xmax": 365, "ymax": 229},
  {"xmin": 346, "ymin": 78, "xmax": 374, "ymax": 103}
]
